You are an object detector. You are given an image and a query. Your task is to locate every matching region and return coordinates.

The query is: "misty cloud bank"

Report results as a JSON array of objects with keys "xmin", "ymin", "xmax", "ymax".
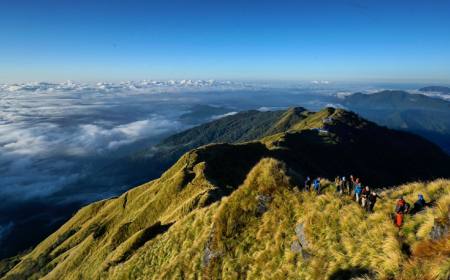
[
  {"xmin": 0, "ymin": 85, "xmax": 194, "ymax": 200},
  {"xmin": 0, "ymin": 79, "xmax": 411, "ymax": 202},
  {"xmin": 0, "ymin": 80, "xmax": 401, "ymax": 257},
  {"xmin": 0, "ymin": 80, "xmax": 255, "ymax": 95}
]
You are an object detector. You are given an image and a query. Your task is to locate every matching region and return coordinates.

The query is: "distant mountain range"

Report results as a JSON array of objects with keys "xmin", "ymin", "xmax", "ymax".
[
  {"xmin": 339, "ymin": 90, "xmax": 450, "ymax": 153},
  {"xmin": 419, "ymin": 85, "xmax": 450, "ymax": 94},
  {"xmin": 2, "ymin": 108, "xmax": 449, "ymax": 279}
]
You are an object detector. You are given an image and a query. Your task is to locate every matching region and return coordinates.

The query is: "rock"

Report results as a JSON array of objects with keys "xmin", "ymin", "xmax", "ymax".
[
  {"xmin": 203, "ymin": 247, "xmax": 221, "ymax": 267},
  {"xmin": 430, "ymin": 211, "xmax": 450, "ymax": 240},
  {"xmin": 291, "ymin": 223, "xmax": 311, "ymax": 260},
  {"xmin": 290, "ymin": 240, "xmax": 302, "ymax": 253},
  {"xmin": 295, "ymin": 223, "xmax": 309, "ymax": 248},
  {"xmin": 256, "ymin": 194, "xmax": 272, "ymax": 215},
  {"xmin": 202, "ymin": 228, "xmax": 221, "ymax": 267}
]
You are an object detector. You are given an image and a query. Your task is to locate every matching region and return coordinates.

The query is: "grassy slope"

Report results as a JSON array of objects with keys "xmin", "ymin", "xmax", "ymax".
[
  {"xmin": 3, "ymin": 108, "xmax": 450, "ymax": 280},
  {"xmin": 4, "ymin": 160, "xmax": 450, "ymax": 280},
  {"xmin": 53, "ymin": 107, "xmax": 310, "ymax": 201}
]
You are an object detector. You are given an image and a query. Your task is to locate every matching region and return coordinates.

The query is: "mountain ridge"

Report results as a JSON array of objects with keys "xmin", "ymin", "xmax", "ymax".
[
  {"xmin": 419, "ymin": 86, "xmax": 450, "ymax": 94},
  {"xmin": 2, "ymin": 108, "xmax": 450, "ymax": 279},
  {"xmin": 341, "ymin": 90, "xmax": 450, "ymax": 153}
]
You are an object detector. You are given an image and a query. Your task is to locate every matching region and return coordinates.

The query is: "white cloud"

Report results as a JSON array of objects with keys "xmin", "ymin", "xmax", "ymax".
[
  {"xmin": 335, "ymin": 91, "xmax": 353, "ymax": 99},
  {"xmin": 0, "ymin": 116, "xmax": 180, "ymax": 198},
  {"xmin": 409, "ymin": 89, "xmax": 450, "ymax": 101},
  {"xmin": 311, "ymin": 80, "xmax": 330, "ymax": 85},
  {"xmin": 210, "ymin": 112, "xmax": 238, "ymax": 120},
  {"xmin": 77, "ymin": 117, "xmax": 180, "ymax": 152},
  {"xmin": 257, "ymin": 106, "xmax": 286, "ymax": 112},
  {"xmin": 0, "ymin": 83, "xmax": 185, "ymax": 200},
  {"xmin": 0, "ymin": 80, "xmax": 253, "ymax": 95},
  {"xmin": 325, "ymin": 103, "xmax": 346, "ymax": 109}
]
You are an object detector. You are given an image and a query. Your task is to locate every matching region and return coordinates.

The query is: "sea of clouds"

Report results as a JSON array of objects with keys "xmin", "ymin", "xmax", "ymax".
[
  {"xmin": 1, "ymin": 80, "xmax": 257, "ymax": 255},
  {"xmin": 0, "ymin": 79, "xmax": 397, "ymax": 257},
  {"xmin": 0, "ymin": 80, "xmax": 274, "ymax": 197},
  {"xmin": 0, "ymin": 79, "xmax": 401, "ymax": 201}
]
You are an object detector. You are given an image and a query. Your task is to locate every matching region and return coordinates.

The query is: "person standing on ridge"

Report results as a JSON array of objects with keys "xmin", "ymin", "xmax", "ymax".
[
  {"xmin": 339, "ymin": 176, "xmax": 345, "ymax": 196},
  {"xmin": 395, "ymin": 196, "xmax": 409, "ymax": 227},
  {"xmin": 343, "ymin": 176, "xmax": 351, "ymax": 195},
  {"xmin": 354, "ymin": 180, "xmax": 362, "ymax": 203},
  {"xmin": 335, "ymin": 176, "xmax": 342, "ymax": 195},
  {"xmin": 350, "ymin": 175, "xmax": 357, "ymax": 195},
  {"xmin": 412, "ymin": 194, "xmax": 429, "ymax": 214},
  {"xmin": 368, "ymin": 191, "xmax": 380, "ymax": 212},
  {"xmin": 304, "ymin": 176, "xmax": 311, "ymax": 191},
  {"xmin": 361, "ymin": 186, "xmax": 370, "ymax": 210},
  {"xmin": 313, "ymin": 177, "xmax": 321, "ymax": 194}
]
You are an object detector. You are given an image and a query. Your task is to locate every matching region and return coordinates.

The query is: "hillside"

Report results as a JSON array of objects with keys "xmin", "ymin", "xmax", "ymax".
[
  {"xmin": 2, "ymin": 108, "xmax": 450, "ymax": 279},
  {"xmin": 52, "ymin": 107, "xmax": 311, "ymax": 200},
  {"xmin": 0, "ymin": 107, "xmax": 312, "ymax": 261},
  {"xmin": 341, "ymin": 90, "xmax": 450, "ymax": 153}
]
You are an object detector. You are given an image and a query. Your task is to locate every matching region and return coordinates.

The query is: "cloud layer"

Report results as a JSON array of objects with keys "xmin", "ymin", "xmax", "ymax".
[
  {"xmin": 0, "ymin": 86, "xmax": 191, "ymax": 200},
  {"xmin": 0, "ymin": 80, "xmax": 251, "ymax": 95}
]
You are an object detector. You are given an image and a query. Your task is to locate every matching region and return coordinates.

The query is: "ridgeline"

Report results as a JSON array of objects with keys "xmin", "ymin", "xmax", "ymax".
[{"xmin": 2, "ymin": 108, "xmax": 450, "ymax": 280}]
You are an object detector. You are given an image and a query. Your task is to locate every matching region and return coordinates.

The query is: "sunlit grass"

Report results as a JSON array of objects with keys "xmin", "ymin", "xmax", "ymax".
[{"xmin": 3, "ymin": 156, "xmax": 450, "ymax": 280}]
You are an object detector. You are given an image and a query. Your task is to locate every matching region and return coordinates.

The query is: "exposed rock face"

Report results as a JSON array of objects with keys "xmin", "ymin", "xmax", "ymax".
[
  {"xmin": 295, "ymin": 223, "xmax": 309, "ymax": 248},
  {"xmin": 256, "ymin": 194, "xmax": 272, "ymax": 215},
  {"xmin": 290, "ymin": 240, "xmax": 302, "ymax": 253},
  {"xmin": 430, "ymin": 211, "xmax": 450, "ymax": 240},
  {"xmin": 203, "ymin": 228, "xmax": 221, "ymax": 268},
  {"xmin": 291, "ymin": 223, "xmax": 311, "ymax": 260}
]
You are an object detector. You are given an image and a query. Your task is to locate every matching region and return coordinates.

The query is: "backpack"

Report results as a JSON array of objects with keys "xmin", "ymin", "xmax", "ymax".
[{"xmin": 396, "ymin": 200, "xmax": 405, "ymax": 213}]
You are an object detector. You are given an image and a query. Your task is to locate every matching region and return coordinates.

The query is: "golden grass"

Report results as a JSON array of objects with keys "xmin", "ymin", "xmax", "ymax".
[{"xmin": 2, "ymin": 156, "xmax": 450, "ymax": 279}]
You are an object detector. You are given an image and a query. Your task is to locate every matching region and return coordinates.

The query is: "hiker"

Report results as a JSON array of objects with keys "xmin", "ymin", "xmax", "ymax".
[
  {"xmin": 335, "ymin": 176, "xmax": 342, "ymax": 195},
  {"xmin": 342, "ymin": 176, "xmax": 351, "ymax": 195},
  {"xmin": 304, "ymin": 176, "xmax": 311, "ymax": 191},
  {"xmin": 361, "ymin": 186, "xmax": 370, "ymax": 209},
  {"xmin": 354, "ymin": 180, "xmax": 362, "ymax": 203},
  {"xmin": 412, "ymin": 194, "xmax": 428, "ymax": 214},
  {"xmin": 395, "ymin": 196, "xmax": 410, "ymax": 227},
  {"xmin": 339, "ymin": 177, "xmax": 345, "ymax": 195},
  {"xmin": 313, "ymin": 177, "xmax": 321, "ymax": 194},
  {"xmin": 350, "ymin": 175, "xmax": 357, "ymax": 195},
  {"xmin": 368, "ymin": 191, "xmax": 380, "ymax": 212}
]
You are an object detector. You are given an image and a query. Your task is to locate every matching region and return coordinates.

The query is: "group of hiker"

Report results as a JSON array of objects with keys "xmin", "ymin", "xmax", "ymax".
[
  {"xmin": 394, "ymin": 194, "xmax": 431, "ymax": 227},
  {"xmin": 335, "ymin": 175, "xmax": 381, "ymax": 212},
  {"xmin": 304, "ymin": 176, "xmax": 322, "ymax": 194},
  {"xmin": 303, "ymin": 175, "xmax": 432, "ymax": 227},
  {"xmin": 304, "ymin": 175, "xmax": 380, "ymax": 212}
]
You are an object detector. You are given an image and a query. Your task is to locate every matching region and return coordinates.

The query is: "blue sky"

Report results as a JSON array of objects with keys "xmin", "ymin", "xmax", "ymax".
[{"xmin": 1, "ymin": 0, "xmax": 450, "ymax": 83}]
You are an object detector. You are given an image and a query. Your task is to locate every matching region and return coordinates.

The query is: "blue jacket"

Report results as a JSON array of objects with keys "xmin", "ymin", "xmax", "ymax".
[
  {"xmin": 354, "ymin": 184, "xmax": 362, "ymax": 194},
  {"xmin": 313, "ymin": 179, "xmax": 320, "ymax": 189}
]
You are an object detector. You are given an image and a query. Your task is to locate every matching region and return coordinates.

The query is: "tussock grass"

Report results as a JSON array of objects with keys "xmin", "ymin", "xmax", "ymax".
[{"xmin": 2, "ymin": 139, "xmax": 450, "ymax": 279}]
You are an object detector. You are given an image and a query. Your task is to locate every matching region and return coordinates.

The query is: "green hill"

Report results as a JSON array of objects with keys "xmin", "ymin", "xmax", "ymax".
[
  {"xmin": 0, "ymin": 107, "xmax": 311, "ymax": 261},
  {"xmin": 341, "ymin": 90, "xmax": 450, "ymax": 153},
  {"xmin": 52, "ymin": 107, "xmax": 311, "ymax": 201},
  {"xmin": 2, "ymin": 108, "xmax": 450, "ymax": 280}
]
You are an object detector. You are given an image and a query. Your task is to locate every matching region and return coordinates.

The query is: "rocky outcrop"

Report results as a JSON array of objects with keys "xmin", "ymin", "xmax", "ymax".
[
  {"xmin": 291, "ymin": 223, "xmax": 311, "ymax": 260},
  {"xmin": 430, "ymin": 211, "xmax": 450, "ymax": 240}
]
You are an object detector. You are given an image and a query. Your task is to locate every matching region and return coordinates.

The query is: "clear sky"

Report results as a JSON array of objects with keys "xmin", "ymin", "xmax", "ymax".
[{"xmin": 1, "ymin": 0, "xmax": 450, "ymax": 83}]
